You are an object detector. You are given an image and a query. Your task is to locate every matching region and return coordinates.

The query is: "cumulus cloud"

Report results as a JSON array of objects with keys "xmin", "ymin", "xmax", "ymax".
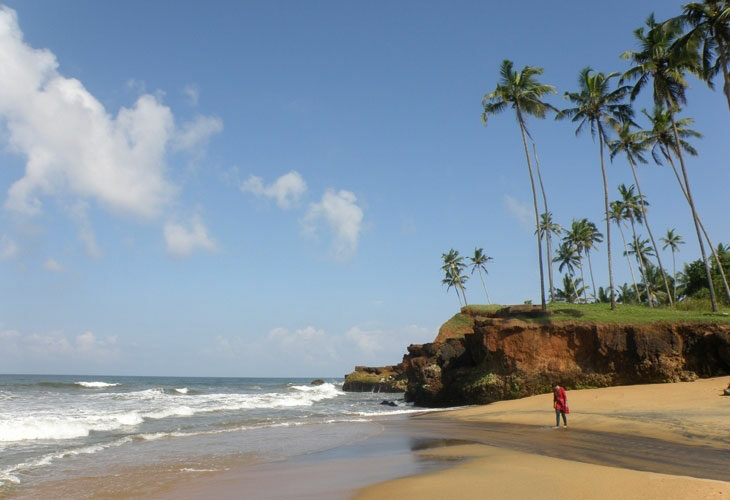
[
  {"xmin": 344, "ymin": 326, "xmax": 383, "ymax": 353},
  {"xmin": 43, "ymin": 258, "xmax": 63, "ymax": 272},
  {"xmin": 504, "ymin": 194, "xmax": 534, "ymax": 230},
  {"xmin": 241, "ymin": 171, "xmax": 307, "ymax": 209},
  {"xmin": 0, "ymin": 234, "xmax": 18, "ymax": 259},
  {"xmin": 303, "ymin": 189, "xmax": 364, "ymax": 260},
  {"xmin": 0, "ymin": 6, "xmax": 221, "ymax": 220},
  {"xmin": 0, "ymin": 328, "xmax": 118, "ymax": 360},
  {"xmin": 163, "ymin": 214, "xmax": 217, "ymax": 258}
]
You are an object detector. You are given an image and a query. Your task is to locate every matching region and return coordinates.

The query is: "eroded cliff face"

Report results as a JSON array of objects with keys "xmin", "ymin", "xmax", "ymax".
[{"xmin": 402, "ymin": 317, "xmax": 730, "ymax": 407}]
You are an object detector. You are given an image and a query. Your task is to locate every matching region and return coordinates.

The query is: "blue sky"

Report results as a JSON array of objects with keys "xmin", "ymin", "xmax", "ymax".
[{"xmin": 0, "ymin": 1, "xmax": 727, "ymax": 377}]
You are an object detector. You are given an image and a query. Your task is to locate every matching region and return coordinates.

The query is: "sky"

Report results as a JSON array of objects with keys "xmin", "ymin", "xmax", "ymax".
[{"xmin": 0, "ymin": 1, "xmax": 727, "ymax": 377}]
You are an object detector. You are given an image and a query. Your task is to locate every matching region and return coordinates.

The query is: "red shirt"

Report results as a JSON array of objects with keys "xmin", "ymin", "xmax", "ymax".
[{"xmin": 553, "ymin": 387, "xmax": 569, "ymax": 413}]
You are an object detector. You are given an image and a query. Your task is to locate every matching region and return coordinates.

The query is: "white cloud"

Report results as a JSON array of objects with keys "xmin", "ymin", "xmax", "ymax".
[
  {"xmin": 0, "ymin": 6, "xmax": 221, "ymax": 220},
  {"xmin": 66, "ymin": 200, "xmax": 101, "ymax": 258},
  {"xmin": 266, "ymin": 326, "xmax": 338, "ymax": 361},
  {"xmin": 303, "ymin": 189, "xmax": 363, "ymax": 260},
  {"xmin": 0, "ymin": 234, "xmax": 18, "ymax": 259},
  {"xmin": 163, "ymin": 214, "xmax": 217, "ymax": 258},
  {"xmin": 344, "ymin": 326, "xmax": 383, "ymax": 353},
  {"xmin": 504, "ymin": 194, "xmax": 534, "ymax": 230},
  {"xmin": 0, "ymin": 328, "xmax": 118, "ymax": 360},
  {"xmin": 173, "ymin": 115, "xmax": 223, "ymax": 152},
  {"xmin": 43, "ymin": 257, "xmax": 63, "ymax": 272},
  {"xmin": 241, "ymin": 171, "xmax": 307, "ymax": 209},
  {"xmin": 182, "ymin": 84, "xmax": 199, "ymax": 106}
]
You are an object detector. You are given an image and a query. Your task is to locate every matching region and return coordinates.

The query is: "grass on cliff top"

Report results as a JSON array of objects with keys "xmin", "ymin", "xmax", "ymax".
[{"xmin": 460, "ymin": 302, "xmax": 730, "ymax": 325}]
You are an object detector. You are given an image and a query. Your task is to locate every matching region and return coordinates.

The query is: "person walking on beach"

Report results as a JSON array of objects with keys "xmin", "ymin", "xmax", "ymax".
[{"xmin": 553, "ymin": 384, "xmax": 569, "ymax": 428}]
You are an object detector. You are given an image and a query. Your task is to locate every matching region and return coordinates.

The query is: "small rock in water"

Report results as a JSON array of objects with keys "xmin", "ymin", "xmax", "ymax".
[
  {"xmin": 724, "ymin": 388, "xmax": 730, "ymax": 396},
  {"xmin": 380, "ymin": 400, "xmax": 397, "ymax": 407},
  {"xmin": 310, "ymin": 379, "xmax": 325, "ymax": 386}
]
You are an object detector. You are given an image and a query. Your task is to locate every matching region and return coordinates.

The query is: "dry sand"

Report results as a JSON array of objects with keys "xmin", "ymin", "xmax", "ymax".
[{"xmin": 355, "ymin": 376, "xmax": 730, "ymax": 500}]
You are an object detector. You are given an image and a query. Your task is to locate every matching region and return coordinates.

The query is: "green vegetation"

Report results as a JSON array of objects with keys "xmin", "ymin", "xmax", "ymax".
[
  {"xmin": 474, "ymin": 302, "xmax": 730, "ymax": 325},
  {"xmin": 435, "ymin": 312, "xmax": 476, "ymax": 341}
]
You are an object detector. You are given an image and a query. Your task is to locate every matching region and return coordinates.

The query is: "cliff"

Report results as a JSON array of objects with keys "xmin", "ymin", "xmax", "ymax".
[
  {"xmin": 342, "ymin": 365, "xmax": 407, "ymax": 392},
  {"xmin": 344, "ymin": 305, "xmax": 730, "ymax": 407}
]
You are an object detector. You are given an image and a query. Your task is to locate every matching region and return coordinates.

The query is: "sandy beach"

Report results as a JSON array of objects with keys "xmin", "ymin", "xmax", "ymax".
[
  {"xmin": 355, "ymin": 376, "xmax": 730, "ymax": 500},
  {"xmin": 10, "ymin": 377, "xmax": 730, "ymax": 499}
]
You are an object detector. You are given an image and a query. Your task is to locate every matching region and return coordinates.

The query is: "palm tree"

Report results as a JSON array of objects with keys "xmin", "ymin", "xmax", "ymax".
[
  {"xmin": 678, "ymin": 1, "xmax": 730, "ymax": 111},
  {"xmin": 609, "ymin": 200, "xmax": 641, "ymax": 301},
  {"xmin": 661, "ymin": 228, "xmax": 685, "ymax": 301},
  {"xmin": 627, "ymin": 237, "xmax": 655, "ymax": 270},
  {"xmin": 581, "ymin": 219, "xmax": 604, "ymax": 302},
  {"xmin": 617, "ymin": 282, "xmax": 637, "ymax": 304},
  {"xmin": 556, "ymin": 274, "xmax": 587, "ymax": 304},
  {"xmin": 442, "ymin": 268, "xmax": 467, "ymax": 307},
  {"xmin": 621, "ymin": 13, "xmax": 719, "ymax": 311},
  {"xmin": 442, "ymin": 249, "xmax": 468, "ymax": 306},
  {"xmin": 557, "ymin": 68, "xmax": 633, "ymax": 310},
  {"xmin": 469, "ymin": 248, "xmax": 493, "ymax": 304},
  {"xmin": 533, "ymin": 144, "xmax": 556, "ymax": 301},
  {"xmin": 618, "ymin": 184, "xmax": 653, "ymax": 307},
  {"xmin": 482, "ymin": 60, "xmax": 557, "ymax": 310},
  {"xmin": 537, "ymin": 211, "xmax": 562, "ymax": 302},
  {"xmin": 642, "ymin": 106, "xmax": 730, "ymax": 302},
  {"xmin": 564, "ymin": 220, "xmax": 589, "ymax": 302},
  {"xmin": 554, "ymin": 240, "xmax": 581, "ymax": 278},
  {"xmin": 608, "ymin": 122, "xmax": 673, "ymax": 305}
]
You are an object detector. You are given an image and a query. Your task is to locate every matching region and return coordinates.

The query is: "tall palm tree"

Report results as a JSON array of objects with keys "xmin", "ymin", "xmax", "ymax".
[
  {"xmin": 627, "ymin": 237, "xmax": 656, "ymax": 274},
  {"xmin": 609, "ymin": 200, "xmax": 641, "ymax": 301},
  {"xmin": 442, "ymin": 249, "xmax": 468, "ymax": 306},
  {"xmin": 608, "ymin": 122, "xmax": 673, "ymax": 305},
  {"xmin": 557, "ymin": 68, "xmax": 633, "ymax": 311},
  {"xmin": 469, "ymin": 248, "xmax": 493, "ymax": 304},
  {"xmin": 537, "ymin": 211, "xmax": 562, "ymax": 302},
  {"xmin": 661, "ymin": 228, "xmax": 685, "ymax": 301},
  {"xmin": 533, "ymin": 144, "xmax": 556, "ymax": 301},
  {"xmin": 621, "ymin": 13, "xmax": 719, "ymax": 311},
  {"xmin": 581, "ymin": 219, "xmax": 604, "ymax": 302},
  {"xmin": 618, "ymin": 184, "xmax": 653, "ymax": 307},
  {"xmin": 678, "ymin": 1, "xmax": 730, "ymax": 111},
  {"xmin": 482, "ymin": 60, "xmax": 557, "ymax": 310},
  {"xmin": 642, "ymin": 106, "xmax": 730, "ymax": 302}
]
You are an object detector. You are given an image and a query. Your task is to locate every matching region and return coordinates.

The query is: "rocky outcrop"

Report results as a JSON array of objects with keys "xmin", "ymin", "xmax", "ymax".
[
  {"xmin": 402, "ymin": 317, "xmax": 730, "ymax": 407},
  {"xmin": 342, "ymin": 365, "xmax": 407, "ymax": 392}
]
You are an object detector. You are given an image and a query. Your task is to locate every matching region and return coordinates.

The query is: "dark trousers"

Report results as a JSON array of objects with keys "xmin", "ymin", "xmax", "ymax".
[{"xmin": 555, "ymin": 409, "xmax": 567, "ymax": 426}]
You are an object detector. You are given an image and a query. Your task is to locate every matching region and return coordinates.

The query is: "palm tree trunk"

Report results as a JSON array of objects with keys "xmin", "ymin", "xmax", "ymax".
[
  {"xmin": 718, "ymin": 44, "xmax": 730, "ymax": 113},
  {"xmin": 533, "ymin": 143, "xmax": 555, "ymax": 302},
  {"xmin": 663, "ymin": 150, "xmax": 730, "ymax": 302},
  {"xmin": 478, "ymin": 268, "xmax": 491, "ymax": 304},
  {"xmin": 617, "ymin": 221, "xmax": 641, "ymax": 301},
  {"xmin": 597, "ymin": 127, "xmax": 616, "ymax": 310},
  {"xmin": 516, "ymin": 108, "xmax": 546, "ymax": 311},
  {"xmin": 627, "ymin": 157, "xmax": 673, "ymax": 306},
  {"xmin": 668, "ymin": 107, "xmax": 718, "ymax": 312},
  {"xmin": 586, "ymin": 250, "xmax": 598, "ymax": 301},
  {"xmin": 578, "ymin": 261, "xmax": 587, "ymax": 303},
  {"xmin": 672, "ymin": 249, "xmax": 677, "ymax": 301},
  {"xmin": 629, "ymin": 214, "xmax": 652, "ymax": 307}
]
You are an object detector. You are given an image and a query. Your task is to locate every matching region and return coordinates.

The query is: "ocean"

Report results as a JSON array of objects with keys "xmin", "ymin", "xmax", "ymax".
[{"xmin": 0, "ymin": 374, "xmax": 432, "ymax": 498}]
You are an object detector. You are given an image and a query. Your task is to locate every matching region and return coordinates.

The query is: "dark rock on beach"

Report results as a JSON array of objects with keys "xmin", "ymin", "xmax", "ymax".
[
  {"xmin": 342, "ymin": 365, "xmax": 407, "ymax": 393},
  {"xmin": 310, "ymin": 379, "xmax": 325, "ymax": 386}
]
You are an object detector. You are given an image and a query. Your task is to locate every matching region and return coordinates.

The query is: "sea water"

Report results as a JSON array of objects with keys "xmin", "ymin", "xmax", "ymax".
[{"xmin": 0, "ymin": 374, "xmax": 428, "ymax": 495}]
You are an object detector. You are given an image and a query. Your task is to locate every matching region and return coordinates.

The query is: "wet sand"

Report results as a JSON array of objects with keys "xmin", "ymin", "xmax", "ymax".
[{"xmin": 356, "ymin": 376, "xmax": 730, "ymax": 500}]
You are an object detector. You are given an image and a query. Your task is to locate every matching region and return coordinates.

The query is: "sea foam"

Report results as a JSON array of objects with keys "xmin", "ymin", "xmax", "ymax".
[{"xmin": 74, "ymin": 381, "xmax": 120, "ymax": 388}]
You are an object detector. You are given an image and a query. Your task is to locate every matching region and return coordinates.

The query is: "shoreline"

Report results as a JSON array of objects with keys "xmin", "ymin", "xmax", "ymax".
[
  {"xmin": 355, "ymin": 376, "xmax": 730, "ymax": 500},
  {"xmin": 10, "ymin": 376, "xmax": 730, "ymax": 499}
]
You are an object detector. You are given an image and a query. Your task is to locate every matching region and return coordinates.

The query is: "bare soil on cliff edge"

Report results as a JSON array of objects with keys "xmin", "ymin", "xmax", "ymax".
[{"xmin": 355, "ymin": 376, "xmax": 730, "ymax": 500}]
